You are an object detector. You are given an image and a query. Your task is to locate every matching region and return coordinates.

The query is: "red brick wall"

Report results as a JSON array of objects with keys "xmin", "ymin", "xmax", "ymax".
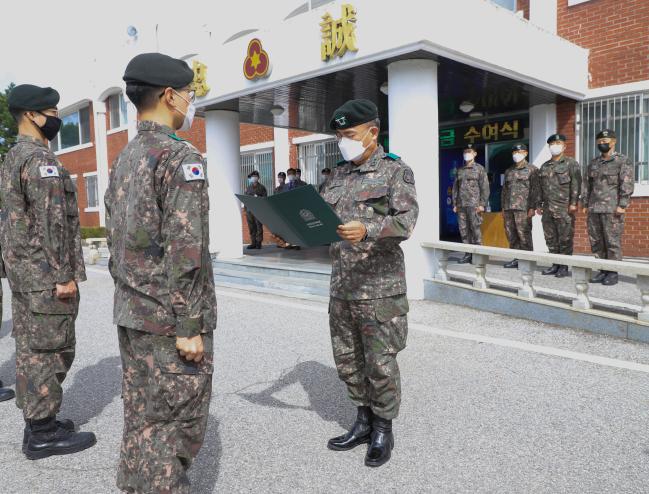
[
  {"xmin": 288, "ymin": 129, "xmax": 312, "ymax": 168},
  {"xmin": 106, "ymin": 130, "xmax": 128, "ymax": 169},
  {"xmin": 517, "ymin": 0, "xmax": 530, "ymax": 19},
  {"xmin": 556, "ymin": 97, "xmax": 577, "ymax": 156},
  {"xmin": 178, "ymin": 116, "xmax": 207, "ymax": 154},
  {"xmin": 557, "ymin": 0, "xmax": 649, "ymax": 88},
  {"xmin": 240, "ymin": 123, "xmax": 274, "ymax": 146}
]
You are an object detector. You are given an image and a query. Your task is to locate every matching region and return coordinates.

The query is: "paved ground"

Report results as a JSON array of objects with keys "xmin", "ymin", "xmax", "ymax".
[{"xmin": 1, "ymin": 265, "xmax": 649, "ymax": 493}]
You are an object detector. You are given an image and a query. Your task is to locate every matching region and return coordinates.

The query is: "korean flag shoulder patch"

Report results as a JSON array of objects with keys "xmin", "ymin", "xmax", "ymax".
[
  {"xmin": 182, "ymin": 163, "xmax": 205, "ymax": 182},
  {"xmin": 39, "ymin": 165, "xmax": 60, "ymax": 178}
]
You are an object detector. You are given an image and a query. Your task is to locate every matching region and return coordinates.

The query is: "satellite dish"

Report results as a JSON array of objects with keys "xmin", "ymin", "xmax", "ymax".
[{"xmin": 127, "ymin": 26, "xmax": 138, "ymax": 37}]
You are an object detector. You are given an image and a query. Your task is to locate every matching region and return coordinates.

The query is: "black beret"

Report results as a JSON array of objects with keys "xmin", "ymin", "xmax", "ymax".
[
  {"xmin": 330, "ymin": 99, "xmax": 378, "ymax": 130},
  {"xmin": 547, "ymin": 133, "xmax": 566, "ymax": 144},
  {"xmin": 277, "ymin": 171, "xmax": 286, "ymax": 177},
  {"xmin": 596, "ymin": 128, "xmax": 616, "ymax": 139},
  {"xmin": 512, "ymin": 143, "xmax": 528, "ymax": 152},
  {"xmin": 8, "ymin": 84, "xmax": 60, "ymax": 111},
  {"xmin": 250, "ymin": 170, "xmax": 260, "ymax": 177},
  {"xmin": 322, "ymin": 168, "xmax": 331, "ymax": 173},
  {"xmin": 123, "ymin": 53, "xmax": 194, "ymax": 88},
  {"xmin": 463, "ymin": 143, "xmax": 477, "ymax": 151}
]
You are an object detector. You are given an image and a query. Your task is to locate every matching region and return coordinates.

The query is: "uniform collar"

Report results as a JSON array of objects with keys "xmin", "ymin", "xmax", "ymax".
[
  {"xmin": 15, "ymin": 134, "xmax": 49, "ymax": 150},
  {"xmin": 550, "ymin": 156, "xmax": 566, "ymax": 165},
  {"xmin": 138, "ymin": 120, "xmax": 175, "ymax": 136},
  {"xmin": 598, "ymin": 152, "xmax": 619, "ymax": 163},
  {"xmin": 347, "ymin": 145, "xmax": 384, "ymax": 174},
  {"xmin": 515, "ymin": 160, "xmax": 528, "ymax": 169}
]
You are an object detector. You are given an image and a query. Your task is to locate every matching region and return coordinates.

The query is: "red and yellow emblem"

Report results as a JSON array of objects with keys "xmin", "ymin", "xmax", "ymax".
[{"xmin": 243, "ymin": 38, "xmax": 271, "ymax": 80}]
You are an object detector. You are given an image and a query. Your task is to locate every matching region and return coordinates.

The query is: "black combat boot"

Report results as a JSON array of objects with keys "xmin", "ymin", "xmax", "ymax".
[
  {"xmin": 555, "ymin": 265, "xmax": 569, "ymax": 278},
  {"xmin": 602, "ymin": 271, "xmax": 618, "ymax": 286},
  {"xmin": 246, "ymin": 243, "xmax": 256, "ymax": 250},
  {"xmin": 24, "ymin": 417, "xmax": 96, "ymax": 460},
  {"xmin": 590, "ymin": 270, "xmax": 607, "ymax": 283},
  {"xmin": 365, "ymin": 416, "xmax": 394, "ymax": 468},
  {"xmin": 503, "ymin": 259, "xmax": 518, "ymax": 269},
  {"xmin": 458, "ymin": 253, "xmax": 472, "ymax": 264},
  {"xmin": 0, "ymin": 380, "xmax": 14, "ymax": 402},
  {"xmin": 23, "ymin": 418, "xmax": 75, "ymax": 453},
  {"xmin": 327, "ymin": 406, "xmax": 372, "ymax": 451},
  {"xmin": 542, "ymin": 264, "xmax": 560, "ymax": 275}
]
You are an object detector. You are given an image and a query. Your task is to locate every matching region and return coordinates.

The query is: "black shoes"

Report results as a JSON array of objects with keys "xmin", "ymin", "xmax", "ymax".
[
  {"xmin": 503, "ymin": 259, "xmax": 518, "ymax": 269},
  {"xmin": 590, "ymin": 270, "xmax": 607, "ymax": 283},
  {"xmin": 602, "ymin": 271, "xmax": 618, "ymax": 286},
  {"xmin": 365, "ymin": 417, "xmax": 394, "ymax": 468},
  {"xmin": 23, "ymin": 418, "xmax": 75, "ymax": 453},
  {"xmin": 542, "ymin": 264, "xmax": 560, "ymax": 276},
  {"xmin": 0, "ymin": 380, "xmax": 14, "ymax": 402},
  {"xmin": 555, "ymin": 265, "xmax": 569, "ymax": 278},
  {"xmin": 458, "ymin": 253, "xmax": 472, "ymax": 264},
  {"xmin": 246, "ymin": 243, "xmax": 256, "ymax": 250},
  {"xmin": 327, "ymin": 406, "xmax": 372, "ymax": 451},
  {"xmin": 24, "ymin": 417, "xmax": 96, "ymax": 460}
]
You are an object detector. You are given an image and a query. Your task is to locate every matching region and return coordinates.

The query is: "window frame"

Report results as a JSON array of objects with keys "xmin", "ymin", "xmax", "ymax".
[
  {"xmin": 83, "ymin": 171, "xmax": 100, "ymax": 212},
  {"xmin": 51, "ymin": 103, "xmax": 93, "ymax": 154}
]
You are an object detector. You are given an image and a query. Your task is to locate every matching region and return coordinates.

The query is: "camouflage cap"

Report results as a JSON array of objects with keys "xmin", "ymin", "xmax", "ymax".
[{"xmin": 329, "ymin": 99, "xmax": 378, "ymax": 130}]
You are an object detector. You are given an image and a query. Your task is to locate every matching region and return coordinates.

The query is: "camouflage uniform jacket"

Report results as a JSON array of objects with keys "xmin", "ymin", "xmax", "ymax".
[
  {"xmin": 538, "ymin": 156, "xmax": 581, "ymax": 213},
  {"xmin": 452, "ymin": 163, "xmax": 490, "ymax": 209},
  {"xmin": 105, "ymin": 121, "xmax": 217, "ymax": 338},
  {"xmin": 501, "ymin": 160, "xmax": 540, "ymax": 211},
  {"xmin": 322, "ymin": 145, "xmax": 418, "ymax": 300},
  {"xmin": 0, "ymin": 135, "xmax": 86, "ymax": 292},
  {"xmin": 583, "ymin": 152, "xmax": 634, "ymax": 213},
  {"xmin": 244, "ymin": 182, "xmax": 267, "ymax": 198}
]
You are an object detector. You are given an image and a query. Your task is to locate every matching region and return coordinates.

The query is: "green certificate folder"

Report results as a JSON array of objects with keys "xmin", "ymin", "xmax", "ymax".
[{"xmin": 236, "ymin": 185, "xmax": 343, "ymax": 247}]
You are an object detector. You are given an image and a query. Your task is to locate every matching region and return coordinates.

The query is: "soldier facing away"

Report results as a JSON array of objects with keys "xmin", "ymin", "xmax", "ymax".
[
  {"xmin": 0, "ymin": 84, "xmax": 96, "ymax": 459},
  {"xmin": 501, "ymin": 143, "xmax": 540, "ymax": 268},
  {"xmin": 104, "ymin": 53, "xmax": 217, "ymax": 493},
  {"xmin": 452, "ymin": 143, "xmax": 490, "ymax": 264},
  {"xmin": 537, "ymin": 133, "xmax": 581, "ymax": 278},
  {"xmin": 322, "ymin": 99, "xmax": 419, "ymax": 468},
  {"xmin": 582, "ymin": 129, "xmax": 634, "ymax": 286},
  {"xmin": 244, "ymin": 170, "xmax": 267, "ymax": 250}
]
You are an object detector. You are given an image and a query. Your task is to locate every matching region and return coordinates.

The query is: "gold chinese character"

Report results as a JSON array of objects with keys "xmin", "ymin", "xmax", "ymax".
[
  {"xmin": 191, "ymin": 60, "xmax": 210, "ymax": 97},
  {"xmin": 321, "ymin": 4, "xmax": 358, "ymax": 61}
]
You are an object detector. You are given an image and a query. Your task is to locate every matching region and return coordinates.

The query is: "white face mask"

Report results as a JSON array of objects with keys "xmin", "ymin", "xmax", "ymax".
[
  {"xmin": 173, "ymin": 90, "xmax": 196, "ymax": 132},
  {"xmin": 251, "ymin": 176, "xmax": 259, "ymax": 184},
  {"xmin": 287, "ymin": 175, "xmax": 295, "ymax": 182},
  {"xmin": 337, "ymin": 129, "xmax": 372, "ymax": 162},
  {"xmin": 512, "ymin": 153, "xmax": 526, "ymax": 163},
  {"xmin": 463, "ymin": 153, "xmax": 474, "ymax": 163},
  {"xmin": 549, "ymin": 144, "xmax": 564, "ymax": 156}
]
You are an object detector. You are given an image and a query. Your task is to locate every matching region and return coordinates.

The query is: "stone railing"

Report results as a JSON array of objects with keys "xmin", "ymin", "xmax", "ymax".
[{"xmin": 422, "ymin": 241, "xmax": 649, "ymax": 323}]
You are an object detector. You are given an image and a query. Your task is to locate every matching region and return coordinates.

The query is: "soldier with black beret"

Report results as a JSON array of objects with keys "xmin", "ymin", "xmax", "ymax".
[
  {"xmin": 245, "ymin": 170, "xmax": 267, "ymax": 249},
  {"xmin": 105, "ymin": 53, "xmax": 217, "ymax": 493},
  {"xmin": 1, "ymin": 85, "xmax": 95, "ymax": 458},
  {"xmin": 319, "ymin": 167, "xmax": 332, "ymax": 194},
  {"xmin": 537, "ymin": 133, "xmax": 582, "ymax": 278},
  {"xmin": 322, "ymin": 99, "xmax": 419, "ymax": 467},
  {"xmin": 582, "ymin": 129, "xmax": 634, "ymax": 286}
]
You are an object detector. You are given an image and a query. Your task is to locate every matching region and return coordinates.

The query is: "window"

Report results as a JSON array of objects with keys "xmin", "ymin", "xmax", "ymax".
[
  {"xmin": 298, "ymin": 139, "xmax": 342, "ymax": 185},
  {"xmin": 240, "ymin": 150, "xmax": 274, "ymax": 195},
  {"xmin": 490, "ymin": 0, "xmax": 516, "ymax": 11},
  {"xmin": 85, "ymin": 174, "xmax": 98, "ymax": 209},
  {"xmin": 51, "ymin": 105, "xmax": 91, "ymax": 152},
  {"xmin": 579, "ymin": 92, "xmax": 649, "ymax": 184},
  {"xmin": 108, "ymin": 93, "xmax": 128, "ymax": 130}
]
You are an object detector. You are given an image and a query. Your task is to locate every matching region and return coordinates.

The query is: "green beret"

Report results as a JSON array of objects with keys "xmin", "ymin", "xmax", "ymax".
[
  {"xmin": 8, "ymin": 84, "xmax": 60, "ymax": 111},
  {"xmin": 546, "ymin": 133, "xmax": 566, "ymax": 144},
  {"xmin": 123, "ymin": 53, "xmax": 194, "ymax": 88},
  {"xmin": 329, "ymin": 99, "xmax": 378, "ymax": 130},
  {"xmin": 596, "ymin": 128, "xmax": 616, "ymax": 139},
  {"xmin": 512, "ymin": 143, "xmax": 528, "ymax": 152}
]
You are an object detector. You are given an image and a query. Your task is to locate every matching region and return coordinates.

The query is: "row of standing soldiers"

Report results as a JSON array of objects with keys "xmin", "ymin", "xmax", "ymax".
[{"xmin": 452, "ymin": 131, "xmax": 634, "ymax": 286}]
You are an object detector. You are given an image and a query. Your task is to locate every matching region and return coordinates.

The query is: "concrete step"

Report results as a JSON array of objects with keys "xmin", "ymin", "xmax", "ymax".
[{"xmin": 213, "ymin": 259, "xmax": 331, "ymax": 283}]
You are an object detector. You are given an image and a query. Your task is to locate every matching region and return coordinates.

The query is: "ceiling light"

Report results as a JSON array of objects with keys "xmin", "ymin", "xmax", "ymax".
[
  {"xmin": 459, "ymin": 101, "xmax": 475, "ymax": 113},
  {"xmin": 270, "ymin": 105, "xmax": 285, "ymax": 116}
]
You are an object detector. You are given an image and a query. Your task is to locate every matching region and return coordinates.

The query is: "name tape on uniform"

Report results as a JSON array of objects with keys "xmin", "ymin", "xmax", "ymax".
[
  {"xmin": 39, "ymin": 165, "xmax": 60, "ymax": 178},
  {"xmin": 182, "ymin": 163, "xmax": 205, "ymax": 182}
]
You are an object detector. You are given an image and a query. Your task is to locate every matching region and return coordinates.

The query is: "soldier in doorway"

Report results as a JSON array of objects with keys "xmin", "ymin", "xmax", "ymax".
[
  {"xmin": 244, "ymin": 170, "xmax": 267, "ymax": 250},
  {"xmin": 537, "ymin": 133, "xmax": 581, "ymax": 278},
  {"xmin": 452, "ymin": 143, "xmax": 490, "ymax": 263},
  {"xmin": 582, "ymin": 129, "xmax": 634, "ymax": 286}
]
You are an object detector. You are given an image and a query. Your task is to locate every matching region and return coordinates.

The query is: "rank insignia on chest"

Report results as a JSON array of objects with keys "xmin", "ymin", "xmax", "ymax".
[
  {"xmin": 39, "ymin": 165, "xmax": 60, "ymax": 178},
  {"xmin": 182, "ymin": 163, "xmax": 205, "ymax": 181}
]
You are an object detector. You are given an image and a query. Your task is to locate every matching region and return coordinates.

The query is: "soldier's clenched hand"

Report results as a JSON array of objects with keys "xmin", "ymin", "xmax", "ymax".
[
  {"xmin": 56, "ymin": 280, "xmax": 77, "ymax": 299},
  {"xmin": 177, "ymin": 335, "xmax": 204, "ymax": 362},
  {"xmin": 616, "ymin": 207, "xmax": 626, "ymax": 215},
  {"xmin": 337, "ymin": 221, "xmax": 367, "ymax": 244}
]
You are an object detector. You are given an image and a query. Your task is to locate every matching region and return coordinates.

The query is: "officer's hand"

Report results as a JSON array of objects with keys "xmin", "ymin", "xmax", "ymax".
[
  {"xmin": 536, "ymin": 208, "xmax": 543, "ymax": 216},
  {"xmin": 527, "ymin": 209, "xmax": 535, "ymax": 219},
  {"xmin": 569, "ymin": 205, "xmax": 578, "ymax": 214},
  {"xmin": 453, "ymin": 206, "xmax": 457, "ymax": 213},
  {"xmin": 582, "ymin": 207, "xmax": 589, "ymax": 214},
  {"xmin": 616, "ymin": 207, "xmax": 626, "ymax": 215},
  {"xmin": 477, "ymin": 206, "xmax": 485, "ymax": 213},
  {"xmin": 56, "ymin": 280, "xmax": 77, "ymax": 299},
  {"xmin": 337, "ymin": 221, "xmax": 367, "ymax": 244},
  {"xmin": 176, "ymin": 335, "xmax": 204, "ymax": 362}
]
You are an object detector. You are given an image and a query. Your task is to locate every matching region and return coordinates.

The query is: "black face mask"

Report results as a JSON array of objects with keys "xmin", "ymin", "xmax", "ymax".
[
  {"xmin": 36, "ymin": 112, "xmax": 62, "ymax": 141},
  {"xmin": 598, "ymin": 143, "xmax": 611, "ymax": 154}
]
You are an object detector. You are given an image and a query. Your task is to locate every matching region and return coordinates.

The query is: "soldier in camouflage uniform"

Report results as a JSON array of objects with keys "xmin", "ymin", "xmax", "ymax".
[
  {"xmin": 537, "ymin": 134, "xmax": 582, "ymax": 278},
  {"xmin": 105, "ymin": 53, "xmax": 217, "ymax": 494},
  {"xmin": 583, "ymin": 129, "xmax": 634, "ymax": 286},
  {"xmin": 244, "ymin": 170, "xmax": 267, "ymax": 249},
  {"xmin": 0, "ymin": 245, "xmax": 16, "ymax": 403},
  {"xmin": 452, "ymin": 143, "xmax": 490, "ymax": 264},
  {"xmin": 322, "ymin": 99, "xmax": 418, "ymax": 468},
  {"xmin": 0, "ymin": 84, "xmax": 95, "ymax": 459},
  {"xmin": 501, "ymin": 144, "xmax": 540, "ymax": 268}
]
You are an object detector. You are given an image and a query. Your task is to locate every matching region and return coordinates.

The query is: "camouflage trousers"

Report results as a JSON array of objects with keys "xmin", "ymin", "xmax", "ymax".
[
  {"xmin": 503, "ymin": 210, "xmax": 533, "ymax": 251},
  {"xmin": 245, "ymin": 210, "xmax": 264, "ymax": 246},
  {"xmin": 542, "ymin": 209, "xmax": 575, "ymax": 255},
  {"xmin": 12, "ymin": 290, "xmax": 78, "ymax": 420},
  {"xmin": 457, "ymin": 207, "xmax": 482, "ymax": 245},
  {"xmin": 329, "ymin": 295, "xmax": 409, "ymax": 420},
  {"xmin": 587, "ymin": 212, "xmax": 625, "ymax": 261},
  {"xmin": 116, "ymin": 326, "xmax": 213, "ymax": 494}
]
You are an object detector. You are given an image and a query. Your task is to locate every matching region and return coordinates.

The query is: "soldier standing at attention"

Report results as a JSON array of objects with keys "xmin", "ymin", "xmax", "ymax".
[
  {"xmin": 319, "ymin": 167, "xmax": 332, "ymax": 194},
  {"xmin": 583, "ymin": 129, "xmax": 634, "ymax": 286},
  {"xmin": 537, "ymin": 134, "xmax": 581, "ymax": 278},
  {"xmin": 275, "ymin": 171, "xmax": 287, "ymax": 193},
  {"xmin": 105, "ymin": 53, "xmax": 217, "ymax": 493},
  {"xmin": 0, "ymin": 84, "xmax": 95, "ymax": 459},
  {"xmin": 452, "ymin": 143, "xmax": 490, "ymax": 264},
  {"xmin": 244, "ymin": 170, "xmax": 267, "ymax": 250},
  {"xmin": 322, "ymin": 99, "xmax": 418, "ymax": 468},
  {"xmin": 501, "ymin": 144, "xmax": 540, "ymax": 268},
  {"xmin": 0, "ymin": 245, "xmax": 16, "ymax": 403}
]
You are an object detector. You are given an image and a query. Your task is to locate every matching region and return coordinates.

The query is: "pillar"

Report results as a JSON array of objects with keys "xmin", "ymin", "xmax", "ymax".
[
  {"xmin": 388, "ymin": 59, "xmax": 439, "ymax": 300},
  {"xmin": 205, "ymin": 110, "xmax": 243, "ymax": 259}
]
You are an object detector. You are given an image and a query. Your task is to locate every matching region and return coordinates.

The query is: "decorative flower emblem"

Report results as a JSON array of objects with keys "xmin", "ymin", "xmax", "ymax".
[{"xmin": 243, "ymin": 38, "xmax": 271, "ymax": 80}]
